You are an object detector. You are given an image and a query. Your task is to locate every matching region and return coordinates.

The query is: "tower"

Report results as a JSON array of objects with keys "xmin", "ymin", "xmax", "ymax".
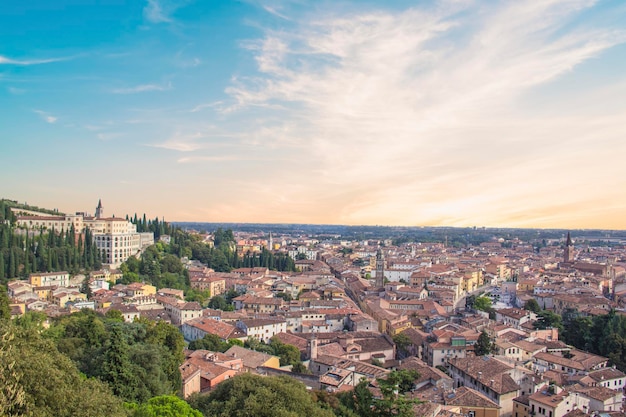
[
  {"xmin": 309, "ymin": 335, "xmax": 318, "ymax": 360},
  {"xmin": 375, "ymin": 249, "xmax": 385, "ymax": 288},
  {"xmin": 563, "ymin": 232, "xmax": 574, "ymax": 263},
  {"xmin": 268, "ymin": 232, "xmax": 273, "ymax": 251},
  {"xmin": 95, "ymin": 199, "xmax": 103, "ymax": 219}
]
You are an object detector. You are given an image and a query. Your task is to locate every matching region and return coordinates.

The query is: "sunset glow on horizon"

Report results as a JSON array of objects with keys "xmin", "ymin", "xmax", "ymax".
[{"xmin": 2, "ymin": 0, "xmax": 626, "ymax": 229}]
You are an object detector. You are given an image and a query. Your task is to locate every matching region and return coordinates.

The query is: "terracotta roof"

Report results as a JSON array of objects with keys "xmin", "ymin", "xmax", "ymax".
[
  {"xmin": 573, "ymin": 385, "xmax": 621, "ymax": 401},
  {"xmin": 528, "ymin": 389, "xmax": 569, "ymax": 407},
  {"xmin": 588, "ymin": 367, "xmax": 626, "ymax": 382},
  {"xmin": 448, "ymin": 356, "xmax": 519, "ymax": 395},
  {"xmin": 224, "ymin": 345, "xmax": 278, "ymax": 370},
  {"xmin": 445, "ymin": 386, "xmax": 500, "ymax": 408},
  {"xmin": 185, "ymin": 318, "xmax": 244, "ymax": 340}
]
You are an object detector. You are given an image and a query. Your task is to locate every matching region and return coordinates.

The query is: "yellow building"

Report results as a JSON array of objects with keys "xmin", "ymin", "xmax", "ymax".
[
  {"xmin": 513, "ymin": 396, "xmax": 530, "ymax": 417},
  {"xmin": 90, "ymin": 269, "xmax": 123, "ymax": 284},
  {"xmin": 463, "ymin": 269, "xmax": 484, "ymax": 291},
  {"xmin": 29, "ymin": 271, "xmax": 69, "ymax": 287}
]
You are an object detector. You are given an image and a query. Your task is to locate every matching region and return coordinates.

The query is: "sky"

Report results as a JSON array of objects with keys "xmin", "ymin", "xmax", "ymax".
[{"xmin": 1, "ymin": 0, "xmax": 626, "ymax": 229}]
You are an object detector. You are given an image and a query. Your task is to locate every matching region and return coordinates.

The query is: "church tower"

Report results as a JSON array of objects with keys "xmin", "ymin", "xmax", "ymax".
[
  {"xmin": 564, "ymin": 232, "xmax": 574, "ymax": 263},
  {"xmin": 375, "ymin": 249, "xmax": 385, "ymax": 288},
  {"xmin": 95, "ymin": 199, "xmax": 104, "ymax": 219}
]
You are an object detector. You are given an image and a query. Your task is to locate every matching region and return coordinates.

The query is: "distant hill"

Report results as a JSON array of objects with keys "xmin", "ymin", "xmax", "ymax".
[{"xmin": 172, "ymin": 222, "xmax": 626, "ymax": 246}]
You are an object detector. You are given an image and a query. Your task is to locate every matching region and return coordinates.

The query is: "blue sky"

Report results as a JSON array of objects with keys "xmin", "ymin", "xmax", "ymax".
[{"xmin": 2, "ymin": 0, "xmax": 626, "ymax": 228}]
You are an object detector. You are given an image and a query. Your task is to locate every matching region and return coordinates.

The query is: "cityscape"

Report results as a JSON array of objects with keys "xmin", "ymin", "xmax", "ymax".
[
  {"xmin": 2, "ymin": 198, "xmax": 626, "ymax": 417},
  {"xmin": 2, "ymin": 1, "xmax": 626, "ymax": 417}
]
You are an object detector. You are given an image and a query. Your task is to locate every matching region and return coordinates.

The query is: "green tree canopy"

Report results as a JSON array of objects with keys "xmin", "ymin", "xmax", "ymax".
[
  {"xmin": 0, "ymin": 321, "xmax": 127, "ymax": 417},
  {"xmin": 188, "ymin": 373, "xmax": 335, "ymax": 417},
  {"xmin": 475, "ymin": 330, "xmax": 494, "ymax": 356},
  {"xmin": 524, "ymin": 298, "xmax": 541, "ymax": 313},
  {"xmin": 0, "ymin": 285, "xmax": 10, "ymax": 321},
  {"xmin": 534, "ymin": 310, "xmax": 563, "ymax": 332},
  {"xmin": 127, "ymin": 395, "xmax": 202, "ymax": 417},
  {"xmin": 392, "ymin": 332, "xmax": 412, "ymax": 357},
  {"xmin": 473, "ymin": 296, "xmax": 492, "ymax": 312}
]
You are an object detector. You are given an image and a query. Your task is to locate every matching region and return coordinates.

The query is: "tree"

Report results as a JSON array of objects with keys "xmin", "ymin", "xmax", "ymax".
[
  {"xmin": 0, "ymin": 321, "xmax": 127, "ymax": 417},
  {"xmin": 0, "ymin": 253, "xmax": 5, "ymax": 282},
  {"xmin": 269, "ymin": 337, "xmax": 302, "ymax": 366},
  {"xmin": 563, "ymin": 315, "xmax": 593, "ymax": 352},
  {"xmin": 188, "ymin": 333, "xmax": 230, "ymax": 352},
  {"xmin": 475, "ymin": 330, "xmax": 493, "ymax": 356},
  {"xmin": 392, "ymin": 332, "xmax": 412, "ymax": 358},
  {"xmin": 127, "ymin": 395, "xmax": 202, "ymax": 417},
  {"xmin": 0, "ymin": 325, "xmax": 26, "ymax": 416},
  {"xmin": 473, "ymin": 296, "xmax": 492, "ymax": 312},
  {"xmin": 379, "ymin": 369, "xmax": 420, "ymax": 395},
  {"xmin": 524, "ymin": 298, "xmax": 541, "ymax": 313},
  {"xmin": 80, "ymin": 276, "xmax": 93, "ymax": 299},
  {"xmin": 188, "ymin": 373, "xmax": 335, "ymax": 417},
  {"xmin": 207, "ymin": 295, "xmax": 233, "ymax": 311},
  {"xmin": 534, "ymin": 310, "xmax": 563, "ymax": 332},
  {"xmin": 338, "ymin": 372, "xmax": 421, "ymax": 417},
  {"xmin": 0, "ymin": 285, "xmax": 10, "ymax": 321},
  {"xmin": 100, "ymin": 324, "xmax": 140, "ymax": 401}
]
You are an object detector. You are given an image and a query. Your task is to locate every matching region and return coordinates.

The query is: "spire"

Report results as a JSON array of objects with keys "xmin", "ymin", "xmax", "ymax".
[
  {"xmin": 563, "ymin": 231, "xmax": 574, "ymax": 263},
  {"xmin": 95, "ymin": 199, "xmax": 103, "ymax": 219}
]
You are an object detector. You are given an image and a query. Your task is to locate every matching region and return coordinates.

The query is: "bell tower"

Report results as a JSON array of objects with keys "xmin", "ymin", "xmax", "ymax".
[
  {"xmin": 375, "ymin": 249, "xmax": 385, "ymax": 288},
  {"xmin": 564, "ymin": 232, "xmax": 574, "ymax": 263},
  {"xmin": 95, "ymin": 199, "xmax": 104, "ymax": 219}
]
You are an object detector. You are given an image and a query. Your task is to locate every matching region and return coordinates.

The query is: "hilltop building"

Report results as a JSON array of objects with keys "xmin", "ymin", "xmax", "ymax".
[{"xmin": 15, "ymin": 199, "xmax": 153, "ymax": 268}]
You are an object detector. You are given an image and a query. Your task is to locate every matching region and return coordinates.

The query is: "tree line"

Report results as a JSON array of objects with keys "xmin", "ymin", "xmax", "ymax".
[{"xmin": 0, "ymin": 224, "xmax": 101, "ymax": 283}]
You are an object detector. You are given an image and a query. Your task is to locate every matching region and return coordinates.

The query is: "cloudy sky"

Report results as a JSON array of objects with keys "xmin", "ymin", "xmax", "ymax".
[{"xmin": 2, "ymin": 0, "xmax": 626, "ymax": 229}]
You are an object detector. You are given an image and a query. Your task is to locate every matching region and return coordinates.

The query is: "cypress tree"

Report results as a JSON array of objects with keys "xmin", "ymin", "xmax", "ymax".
[
  {"xmin": 0, "ymin": 253, "xmax": 5, "ymax": 281},
  {"xmin": 8, "ymin": 250, "xmax": 16, "ymax": 278}
]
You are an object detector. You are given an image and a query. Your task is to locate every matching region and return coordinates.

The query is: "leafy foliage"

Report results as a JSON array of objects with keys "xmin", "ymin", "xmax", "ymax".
[
  {"xmin": 188, "ymin": 333, "xmax": 239, "ymax": 352},
  {"xmin": 524, "ymin": 298, "xmax": 541, "ymax": 313},
  {"xmin": 475, "ymin": 330, "xmax": 494, "ymax": 356},
  {"xmin": 473, "ymin": 296, "xmax": 492, "ymax": 312},
  {"xmin": 392, "ymin": 332, "xmax": 412, "ymax": 358},
  {"xmin": 0, "ymin": 285, "xmax": 10, "ymax": 321},
  {"xmin": 0, "ymin": 223, "xmax": 101, "ymax": 282},
  {"xmin": 563, "ymin": 309, "xmax": 626, "ymax": 371},
  {"xmin": 336, "ymin": 371, "xmax": 421, "ymax": 417},
  {"xmin": 207, "ymin": 295, "xmax": 234, "ymax": 311},
  {"xmin": 45, "ymin": 310, "xmax": 184, "ymax": 403},
  {"xmin": 187, "ymin": 373, "xmax": 335, "ymax": 417},
  {"xmin": 0, "ymin": 320, "xmax": 127, "ymax": 417},
  {"xmin": 127, "ymin": 395, "xmax": 202, "ymax": 417},
  {"xmin": 533, "ymin": 310, "xmax": 563, "ymax": 332}
]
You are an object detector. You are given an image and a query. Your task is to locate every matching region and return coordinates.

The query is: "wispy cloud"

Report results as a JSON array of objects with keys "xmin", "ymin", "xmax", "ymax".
[
  {"xmin": 143, "ymin": 0, "xmax": 191, "ymax": 24},
  {"xmin": 97, "ymin": 132, "xmax": 124, "ymax": 141},
  {"xmin": 177, "ymin": 155, "xmax": 251, "ymax": 164},
  {"xmin": 144, "ymin": 0, "xmax": 173, "ymax": 23},
  {"xmin": 150, "ymin": 132, "xmax": 207, "ymax": 152},
  {"xmin": 262, "ymin": 4, "xmax": 291, "ymax": 21},
  {"xmin": 189, "ymin": 101, "xmax": 224, "ymax": 113},
  {"xmin": 218, "ymin": 0, "xmax": 626, "ymax": 227},
  {"xmin": 7, "ymin": 87, "xmax": 25, "ymax": 95},
  {"xmin": 0, "ymin": 55, "xmax": 69, "ymax": 66},
  {"xmin": 33, "ymin": 110, "xmax": 57, "ymax": 124},
  {"xmin": 111, "ymin": 82, "xmax": 172, "ymax": 94}
]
